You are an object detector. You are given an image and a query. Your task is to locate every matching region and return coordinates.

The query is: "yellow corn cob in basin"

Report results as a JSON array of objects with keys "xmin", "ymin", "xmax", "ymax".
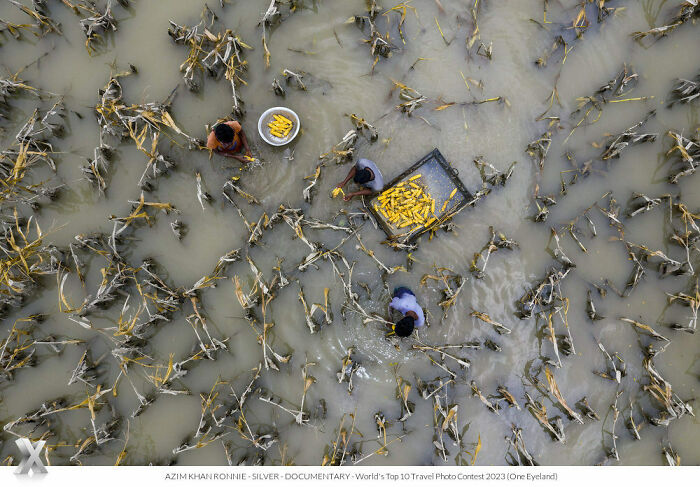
[{"xmin": 269, "ymin": 114, "xmax": 294, "ymax": 138}]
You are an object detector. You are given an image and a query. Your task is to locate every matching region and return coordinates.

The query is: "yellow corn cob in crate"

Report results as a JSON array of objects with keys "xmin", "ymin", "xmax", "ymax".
[{"xmin": 374, "ymin": 176, "xmax": 440, "ymax": 232}]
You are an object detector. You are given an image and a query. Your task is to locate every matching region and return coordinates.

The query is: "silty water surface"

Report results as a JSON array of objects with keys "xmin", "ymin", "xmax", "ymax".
[{"xmin": 0, "ymin": 0, "xmax": 698, "ymax": 466}]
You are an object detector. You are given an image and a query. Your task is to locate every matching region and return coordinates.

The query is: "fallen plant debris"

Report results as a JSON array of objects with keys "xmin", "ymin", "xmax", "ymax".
[
  {"xmin": 600, "ymin": 111, "xmax": 658, "ymax": 161},
  {"xmin": 632, "ymin": 1, "xmax": 700, "ymax": 43},
  {"xmin": 665, "ymin": 129, "xmax": 700, "ymax": 184},
  {"xmin": 668, "ymin": 71, "xmax": 700, "ymax": 106},
  {"xmin": 0, "ymin": 0, "xmax": 698, "ymax": 470},
  {"xmin": 470, "ymin": 226, "xmax": 518, "ymax": 279},
  {"xmin": 89, "ymin": 75, "xmax": 201, "ymax": 192},
  {"xmin": 169, "ymin": 9, "xmax": 252, "ymax": 116}
]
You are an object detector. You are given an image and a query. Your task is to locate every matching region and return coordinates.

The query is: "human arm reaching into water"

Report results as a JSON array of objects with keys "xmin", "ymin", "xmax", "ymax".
[
  {"xmin": 343, "ymin": 187, "xmax": 373, "ymax": 201},
  {"xmin": 238, "ymin": 128, "xmax": 251, "ymax": 157},
  {"xmin": 217, "ymin": 151, "xmax": 250, "ymax": 163},
  {"xmin": 336, "ymin": 166, "xmax": 356, "ymax": 189}
]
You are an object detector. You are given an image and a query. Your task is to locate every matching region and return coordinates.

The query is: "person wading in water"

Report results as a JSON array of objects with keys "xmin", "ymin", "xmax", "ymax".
[
  {"xmin": 389, "ymin": 286, "xmax": 425, "ymax": 337},
  {"xmin": 335, "ymin": 158, "xmax": 384, "ymax": 201},
  {"xmin": 206, "ymin": 120, "xmax": 252, "ymax": 163}
]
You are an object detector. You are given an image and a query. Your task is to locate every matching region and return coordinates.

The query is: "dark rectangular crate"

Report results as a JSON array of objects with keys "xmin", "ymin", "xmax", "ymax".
[{"xmin": 365, "ymin": 148, "xmax": 472, "ymax": 243}]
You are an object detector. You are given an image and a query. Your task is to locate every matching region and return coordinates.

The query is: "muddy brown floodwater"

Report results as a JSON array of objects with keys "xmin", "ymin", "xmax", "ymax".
[{"xmin": 0, "ymin": 0, "xmax": 698, "ymax": 467}]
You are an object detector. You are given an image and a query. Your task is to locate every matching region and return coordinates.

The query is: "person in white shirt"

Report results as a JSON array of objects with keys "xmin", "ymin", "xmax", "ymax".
[
  {"xmin": 335, "ymin": 158, "xmax": 384, "ymax": 201},
  {"xmin": 389, "ymin": 286, "xmax": 425, "ymax": 337}
]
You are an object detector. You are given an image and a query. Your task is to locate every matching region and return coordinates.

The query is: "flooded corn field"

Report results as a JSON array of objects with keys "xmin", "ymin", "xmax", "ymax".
[{"xmin": 0, "ymin": 0, "xmax": 698, "ymax": 468}]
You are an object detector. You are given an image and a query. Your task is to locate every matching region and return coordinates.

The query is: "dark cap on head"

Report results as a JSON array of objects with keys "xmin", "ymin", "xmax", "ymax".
[
  {"xmin": 394, "ymin": 316, "xmax": 415, "ymax": 337},
  {"xmin": 353, "ymin": 167, "xmax": 372, "ymax": 184},
  {"xmin": 214, "ymin": 123, "xmax": 235, "ymax": 144}
]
